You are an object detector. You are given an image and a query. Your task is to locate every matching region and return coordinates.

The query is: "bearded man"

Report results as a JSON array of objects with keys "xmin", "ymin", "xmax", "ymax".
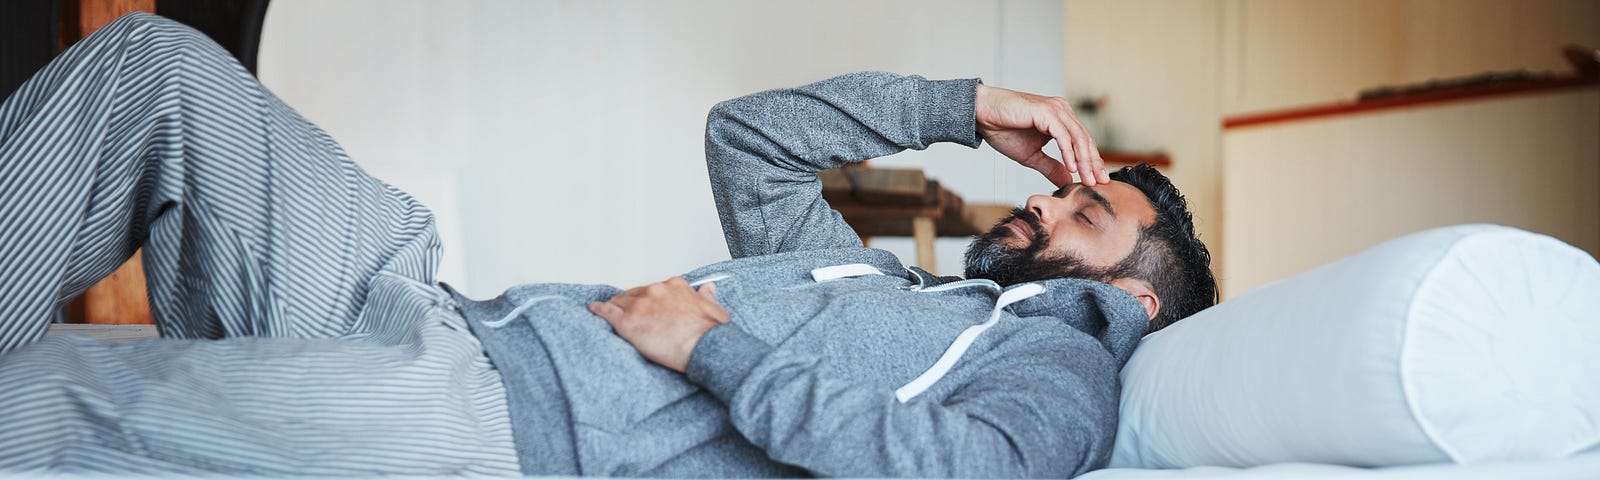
[{"xmin": 0, "ymin": 13, "xmax": 1214, "ymax": 477}]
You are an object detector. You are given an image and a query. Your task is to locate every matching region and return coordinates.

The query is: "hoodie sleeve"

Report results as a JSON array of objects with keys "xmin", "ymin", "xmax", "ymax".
[
  {"xmin": 704, "ymin": 72, "xmax": 982, "ymax": 259},
  {"xmin": 685, "ymin": 323, "xmax": 1122, "ymax": 478}
]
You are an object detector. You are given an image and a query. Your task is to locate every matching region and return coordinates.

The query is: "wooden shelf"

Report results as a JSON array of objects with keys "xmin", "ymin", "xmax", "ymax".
[
  {"xmin": 1102, "ymin": 151, "xmax": 1171, "ymax": 167},
  {"xmin": 1223, "ymin": 74, "xmax": 1600, "ymax": 130}
]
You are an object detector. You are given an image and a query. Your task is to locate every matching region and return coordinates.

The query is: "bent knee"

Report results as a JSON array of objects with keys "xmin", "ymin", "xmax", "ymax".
[
  {"xmin": 97, "ymin": 11, "xmax": 194, "ymax": 39},
  {"xmin": 85, "ymin": 11, "xmax": 233, "ymax": 63}
]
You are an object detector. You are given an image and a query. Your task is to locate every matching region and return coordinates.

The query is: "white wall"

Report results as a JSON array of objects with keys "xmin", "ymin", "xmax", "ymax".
[{"xmin": 258, "ymin": 0, "xmax": 1066, "ymax": 296}]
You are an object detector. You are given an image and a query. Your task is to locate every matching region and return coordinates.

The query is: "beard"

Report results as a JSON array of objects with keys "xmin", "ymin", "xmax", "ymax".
[{"xmin": 963, "ymin": 207, "xmax": 1117, "ymax": 286}]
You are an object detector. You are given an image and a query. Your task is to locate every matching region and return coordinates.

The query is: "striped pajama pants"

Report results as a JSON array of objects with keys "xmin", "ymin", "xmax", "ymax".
[{"xmin": 0, "ymin": 13, "xmax": 520, "ymax": 475}]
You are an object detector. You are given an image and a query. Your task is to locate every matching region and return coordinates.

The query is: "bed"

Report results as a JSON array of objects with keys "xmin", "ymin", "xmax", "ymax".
[{"xmin": 34, "ymin": 224, "xmax": 1597, "ymax": 478}]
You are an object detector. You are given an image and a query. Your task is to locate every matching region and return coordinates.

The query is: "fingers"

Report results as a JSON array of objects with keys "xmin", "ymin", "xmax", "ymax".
[
  {"xmin": 1070, "ymin": 126, "xmax": 1104, "ymax": 187},
  {"xmin": 1048, "ymin": 122, "xmax": 1077, "ymax": 177},
  {"xmin": 1047, "ymin": 101, "xmax": 1104, "ymax": 187},
  {"xmin": 590, "ymin": 277, "xmax": 728, "ymax": 325},
  {"xmin": 695, "ymin": 282, "xmax": 729, "ymax": 324},
  {"xmin": 982, "ymin": 88, "xmax": 1110, "ymax": 187},
  {"xmin": 1023, "ymin": 150, "xmax": 1073, "ymax": 187},
  {"xmin": 1071, "ymin": 104, "xmax": 1105, "ymax": 186},
  {"xmin": 588, "ymin": 301, "xmax": 621, "ymax": 321}
]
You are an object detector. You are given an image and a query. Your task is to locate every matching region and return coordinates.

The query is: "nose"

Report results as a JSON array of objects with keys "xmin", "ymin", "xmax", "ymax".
[{"xmin": 1024, "ymin": 194, "xmax": 1056, "ymax": 225}]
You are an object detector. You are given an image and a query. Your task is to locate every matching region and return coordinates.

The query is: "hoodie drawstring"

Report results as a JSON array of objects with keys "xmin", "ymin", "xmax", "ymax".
[
  {"xmin": 894, "ymin": 283, "xmax": 1043, "ymax": 402},
  {"xmin": 807, "ymin": 264, "xmax": 1045, "ymax": 403}
]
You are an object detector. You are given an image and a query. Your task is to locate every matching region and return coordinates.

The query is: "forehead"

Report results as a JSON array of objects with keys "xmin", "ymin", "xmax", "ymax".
[{"xmin": 1088, "ymin": 181, "xmax": 1156, "ymax": 226}]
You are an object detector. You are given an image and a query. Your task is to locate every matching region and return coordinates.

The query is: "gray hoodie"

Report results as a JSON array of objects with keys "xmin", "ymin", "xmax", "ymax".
[{"xmin": 450, "ymin": 72, "xmax": 1148, "ymax": 478}]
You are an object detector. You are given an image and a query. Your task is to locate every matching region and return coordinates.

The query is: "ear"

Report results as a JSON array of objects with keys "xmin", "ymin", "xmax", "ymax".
[{"xmin": 1108, "ymin": 277, "xmax": 1160, "ymax": 321}]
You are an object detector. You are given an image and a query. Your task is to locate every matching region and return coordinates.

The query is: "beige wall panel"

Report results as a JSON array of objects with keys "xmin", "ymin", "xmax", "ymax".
[
  {"xmin": 1224, "ymin": 0, "xmax": 1404, "ymax": 114},
  {"xmin": 1402, "ymin": 0, "xmax": 1600, "ymax": 81},
  {"xmin": 1064, "ymin": 0, "xmax": 1226, "ymax": 279},
  {"xmin": 1223, "ymin": 0, "xmax": 1598, "ymax": 115},
  {"xmin": 1221, "ymin": 90, "xmax": 1600, "ymax": 297}
]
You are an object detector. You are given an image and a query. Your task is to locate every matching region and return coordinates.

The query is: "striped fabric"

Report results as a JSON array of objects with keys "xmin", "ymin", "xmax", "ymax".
[{"xmin": 0, "ymin": 13, "xmax": 519, "ymax": 475}]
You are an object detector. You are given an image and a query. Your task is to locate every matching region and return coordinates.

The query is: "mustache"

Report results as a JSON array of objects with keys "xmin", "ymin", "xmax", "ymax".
[{"xmin": 999, "ymin": 207, "xmax": 1048, "ymax": 248}]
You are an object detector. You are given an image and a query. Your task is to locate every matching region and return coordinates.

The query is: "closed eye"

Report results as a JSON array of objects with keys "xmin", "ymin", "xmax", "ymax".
[{"xmin": 1077, "ymin": 212, "xmax": 1095, "ymax": 227}]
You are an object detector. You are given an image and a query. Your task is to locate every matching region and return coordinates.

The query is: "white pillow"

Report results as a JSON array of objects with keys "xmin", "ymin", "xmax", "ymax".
[{"xmin": 1110, "ymin": 224, "xmax": 1600, "ymax": 468}]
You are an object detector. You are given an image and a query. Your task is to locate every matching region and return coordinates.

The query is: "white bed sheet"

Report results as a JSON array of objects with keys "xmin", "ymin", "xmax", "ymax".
[
  {"xmin": 1, "ymin": 453, "xmax": 1595, "ymax": 479},
  {"xmin": 1079, "ymin": 451, "xmax": 1600, "ymax": 480}
]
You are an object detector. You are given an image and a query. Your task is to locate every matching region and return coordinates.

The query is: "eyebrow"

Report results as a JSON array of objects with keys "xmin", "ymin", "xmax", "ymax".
[{"xmin": 1075, "ymin": 184, "xmax": 1117, "ymax": 220}]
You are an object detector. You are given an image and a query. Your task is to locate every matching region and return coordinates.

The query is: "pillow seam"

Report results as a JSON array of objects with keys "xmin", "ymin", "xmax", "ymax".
[{"xmin": 1398, "ymin": 229, "xmax": 1481, "ymax": 464}]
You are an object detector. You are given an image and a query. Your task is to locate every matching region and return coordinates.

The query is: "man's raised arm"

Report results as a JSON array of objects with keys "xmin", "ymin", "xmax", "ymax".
[
  {"xmin": 597, "ymin": 73, "xmax": 1117, "ymax": 475},
  {"xmin": 705, "ymin": 72, "xmax": 1106, "ymax": 259},
  {"xmin": 704, "ymin": 72, "xmax": 982, "ymax": 258}
]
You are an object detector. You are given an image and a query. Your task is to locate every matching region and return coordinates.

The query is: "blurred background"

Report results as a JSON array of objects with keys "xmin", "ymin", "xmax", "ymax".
[
  {"xmin": 256, "ymin": 0, "xmax": 1070, "ymax": 297},
  {"xmin": 255, "ymin": 0, "xmax": 1599, "ymax": 299},
  {"xmin": 5, "ymin": 0, "xmax": 1596, "ymax": 320}
]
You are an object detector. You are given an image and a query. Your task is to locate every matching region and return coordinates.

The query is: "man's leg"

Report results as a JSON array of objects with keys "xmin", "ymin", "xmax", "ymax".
[
  {"xmin": 0, "ymin": 273, "xmax": 519, "ymax": 474},
  {"xmin": 0, "ymin": 13, "xmax": 518, "ymax": 473},
  {"xmin": 0, "ymin": 11, "xmax": 437, "ymax": 350}
]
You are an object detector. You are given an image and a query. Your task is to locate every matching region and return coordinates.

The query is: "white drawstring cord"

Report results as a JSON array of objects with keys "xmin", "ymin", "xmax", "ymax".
[
  {"xmin": 894, "ymin": 283, "xmax": 1045, "ymax": 403},
  {"xmin": 804, "ymin": 263, "xmax": 1046, "ymax": 402},
  {"xmin": 483, "ymin": 295, "xmax": 570, "ymax": 328},
  {"xmin": 810, "ymin": 264, "xmax": 885, "ymax": 282},
  {"xmin": 690, "ymin": 274, "xmax": 731, "ymax": 287},
  {"xmin": 916, "ymin": 278, "xmax": 1000, "ymax": 293}
]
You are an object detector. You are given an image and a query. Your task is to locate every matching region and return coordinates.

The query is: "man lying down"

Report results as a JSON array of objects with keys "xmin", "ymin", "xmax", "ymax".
[{"xmin": 0, "ymin": 13, "xmax": 1216, "ymax": 478}]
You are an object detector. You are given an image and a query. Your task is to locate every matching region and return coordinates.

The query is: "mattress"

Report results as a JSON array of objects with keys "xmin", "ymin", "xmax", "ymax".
[
  {"xmin": 1079, "ymin": 451, "xmax": 1600, "ymax": 480},
  {"xmin": 3, "ymin": 454, "xmax": 1596, "ymax": 480}
]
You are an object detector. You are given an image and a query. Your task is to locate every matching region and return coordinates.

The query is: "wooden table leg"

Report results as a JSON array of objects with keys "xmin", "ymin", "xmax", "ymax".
[{"xmin": 912, "ymin": 215, "xmax": 936, "ymax": 274}]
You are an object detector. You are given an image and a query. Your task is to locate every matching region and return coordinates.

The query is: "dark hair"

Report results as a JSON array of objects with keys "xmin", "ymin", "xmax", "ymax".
[{"xmin": 1107, "ymin": 163, "xmax": 1217, "ymax": 333}]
